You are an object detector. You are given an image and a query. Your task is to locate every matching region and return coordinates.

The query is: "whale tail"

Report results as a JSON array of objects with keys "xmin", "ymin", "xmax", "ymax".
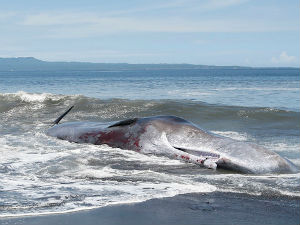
[{"xmin": 53, "ymin": 106, "xmax": 74, "ymax": 125}]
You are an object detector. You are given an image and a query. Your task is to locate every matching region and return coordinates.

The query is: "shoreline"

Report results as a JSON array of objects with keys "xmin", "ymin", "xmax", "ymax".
[{"xmin": 1, "ymin": 192, "xmax": 299, "ymax": 225}]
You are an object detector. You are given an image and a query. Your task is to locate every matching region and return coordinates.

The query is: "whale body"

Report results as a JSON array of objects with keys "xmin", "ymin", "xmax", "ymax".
[{"xmin": 47, "ymin": 115, "xmax": 297, "ymax": 174}]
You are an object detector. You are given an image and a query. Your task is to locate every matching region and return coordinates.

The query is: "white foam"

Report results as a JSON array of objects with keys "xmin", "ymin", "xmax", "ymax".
[
  {"xmin": 1, "ymin": 91, "xmax": 57, "ymax": 102},
  {"xmin": 0, "ymin": 119, "xmax": 299, "ymax": 218},
  {"xmin": 212, "ymin": 87, "xmax": 299, "ymax": 91},
  {"xmin": 211, "ymin": 130, "xmax": 248, "ymax": 141},
  {"xmin": 0, "ymin": 91, "xmax": 85, "ymax": 104},
  {"xmin": 0, "ymin": 181, "xmax": 214, "ymax": 218},
  {"xmin": 0, "ymin": 127, "xmax": 219, "ymax": 218},
  {"xmin": 0, "ymin": 178, "xmax": 216, "ymax": 218},
  {"xmin": 268, "ymin": 142, "xmax": 300, "ymax": 153}
]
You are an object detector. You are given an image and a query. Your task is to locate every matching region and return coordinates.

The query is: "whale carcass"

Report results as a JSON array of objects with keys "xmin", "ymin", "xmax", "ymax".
[{"xmin": 47, "ymin": 107, "xmax": 297, "ymax": 174}]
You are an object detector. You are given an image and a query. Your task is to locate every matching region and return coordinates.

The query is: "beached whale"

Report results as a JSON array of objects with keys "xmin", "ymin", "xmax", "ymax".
[{"xmin": 47, "ymin": 106, "xmax": 297, "ymax": 174}]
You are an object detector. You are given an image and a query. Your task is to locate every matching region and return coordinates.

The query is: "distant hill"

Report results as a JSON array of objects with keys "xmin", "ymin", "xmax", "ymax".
[{"xmin": 0, "ymin": 57, "xmax": 297, "ymax": 71}]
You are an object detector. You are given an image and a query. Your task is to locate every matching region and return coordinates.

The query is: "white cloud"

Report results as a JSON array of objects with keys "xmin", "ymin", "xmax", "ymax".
[
  {"xmin": 3, "ymin": 0, "xmax": 297, "ymax": 37},
  {"xmin": 21, "ymin": 12, "xmax": 98, "ymax": 26},
  {"xmin": 194, "ymin": 39, "xmax": 208, "ymax": 44},
  {"xmin": 100, "ymin": 0, "xmax": 188, "ymax": 16},
  {"xmin": 271, "ymin": 51, "xmax": 297, "ymax": 64},
  {"xmin": 194, "ymin": 0, "xmax": 248, "ymax": 11},
  {"xmin": 19, "ymin": 11, "xmax": 298, "ymax": 39},
  {"xmin": 0, "ymin": 12, "xmax": 17, "ymax": 21},
  {"xmin": 244, "ymin": 58, "xmax": 251, "ymax": 64}
]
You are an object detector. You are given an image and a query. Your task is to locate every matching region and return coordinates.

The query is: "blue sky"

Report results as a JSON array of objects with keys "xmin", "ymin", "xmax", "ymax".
[{"xmin": 0, "ymin": 0, "xmax": 299, "ymax": 66}]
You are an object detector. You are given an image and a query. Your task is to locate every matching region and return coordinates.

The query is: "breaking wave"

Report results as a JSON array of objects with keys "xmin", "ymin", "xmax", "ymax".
[{"xmin": 1, "ymin": 91, "xmax": 299, "ymax": 125}]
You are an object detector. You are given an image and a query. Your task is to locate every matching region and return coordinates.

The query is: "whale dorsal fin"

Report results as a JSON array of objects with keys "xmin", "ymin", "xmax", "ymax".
[{"xmin": 108, "ymin": 118, "xmax": 138, "ymax": 128}]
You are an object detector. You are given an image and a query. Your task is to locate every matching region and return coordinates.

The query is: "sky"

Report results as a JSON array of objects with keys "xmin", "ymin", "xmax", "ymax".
[{"xmin": 0, "ymin": 0, "xmax": 299, "ymax": 67}]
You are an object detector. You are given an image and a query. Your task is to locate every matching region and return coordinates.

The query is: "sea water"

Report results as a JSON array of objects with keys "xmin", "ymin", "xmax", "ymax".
[{"xmin": 0, "ymin": 68, "xmax": 299, "ymax": 217}]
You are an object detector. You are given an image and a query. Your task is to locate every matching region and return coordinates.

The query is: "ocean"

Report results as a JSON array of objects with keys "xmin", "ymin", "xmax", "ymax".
[{"xmin": 0, "ymin": 68, "xmax": 299, "ymax": 217}]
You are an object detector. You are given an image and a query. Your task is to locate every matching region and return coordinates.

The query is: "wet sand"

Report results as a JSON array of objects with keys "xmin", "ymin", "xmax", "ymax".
[{"xmin": 1, "ymin": 192, "xmax": 299, "ymax": 225}]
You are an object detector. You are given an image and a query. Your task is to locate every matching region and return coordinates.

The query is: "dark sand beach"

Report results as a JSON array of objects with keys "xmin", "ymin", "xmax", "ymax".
[{"xmin": 1, "ymin": 192, "xmax": 299, "ymax": 225}]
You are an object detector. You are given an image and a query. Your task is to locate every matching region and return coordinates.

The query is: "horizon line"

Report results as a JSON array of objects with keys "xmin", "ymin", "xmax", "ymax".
[{"xmin": 1, "ymin": 56, "xmax": 299, "ymax": 69}]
